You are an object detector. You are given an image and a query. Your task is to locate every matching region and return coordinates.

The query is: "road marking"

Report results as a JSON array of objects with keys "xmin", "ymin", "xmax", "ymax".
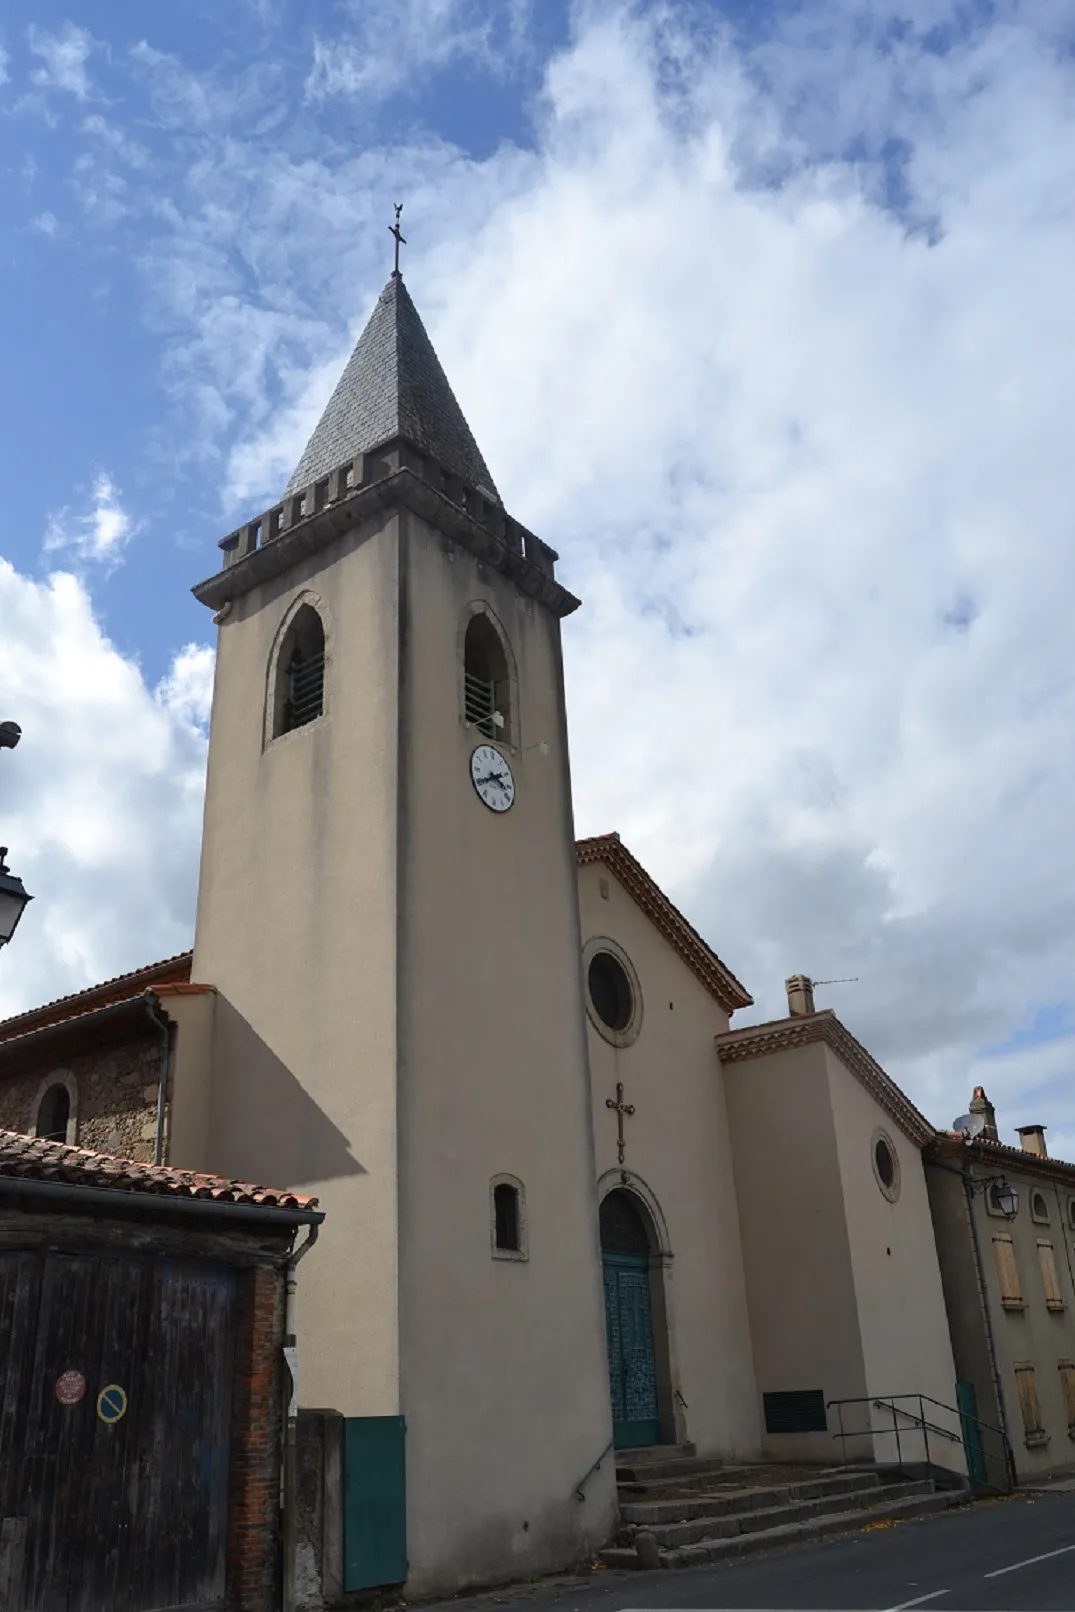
[
  {"xmin": 885, "ymin": 1591, "xmax": 950, "ymax": 1609},
  {"xmin": 983, "ymin": 1542, "xmax": 1075, "ymax": 1578}
]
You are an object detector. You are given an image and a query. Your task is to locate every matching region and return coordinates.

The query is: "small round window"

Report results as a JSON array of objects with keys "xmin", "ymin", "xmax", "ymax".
[
  {"xmin": 588, "ymin": 953, "xmax": 633, "ymax": 1032},
  {"xmin": 872, "ymin": 1130, "xmax": 900, "ymax": 1202}
]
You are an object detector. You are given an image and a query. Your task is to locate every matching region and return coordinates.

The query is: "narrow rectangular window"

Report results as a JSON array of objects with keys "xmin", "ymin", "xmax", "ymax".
[
  {"xmin": 1013, "ymin": 1362, "xmax": 1046, "ymax": 1444},
  {"xmin": 1057, "ymin": 1361, "xmax": 1075, "ymax": 1432},
  {"xmin": 992, "ymin": 1234, "xmax": 1023, "ymax": 1308},
  {"xmin": 1037, "ymin": 1241, "xmax": 1065, "ymax": 1311},
  {"xmin": 493, "ymin": 1183, "xmax": 520, "ymax": 1252}
]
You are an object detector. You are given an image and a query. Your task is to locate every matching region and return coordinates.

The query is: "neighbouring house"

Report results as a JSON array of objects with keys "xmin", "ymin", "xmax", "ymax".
[
  {"xmin": 926, "ymin": 1087, "xmax": 1075, "ymax": 1485},
  {"xmin": 0, "ymin": 1129, "xmax": 322, "ymax": 1612}
]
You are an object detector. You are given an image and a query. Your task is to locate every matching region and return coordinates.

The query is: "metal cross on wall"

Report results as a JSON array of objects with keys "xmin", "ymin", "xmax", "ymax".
[{"xmin": 606, "ymin": 1082, "xmax": 635, "ymax": 1166}]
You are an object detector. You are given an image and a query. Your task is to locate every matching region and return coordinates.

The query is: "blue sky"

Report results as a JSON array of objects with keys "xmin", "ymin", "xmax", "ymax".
[{"xmin": 2, "ymin": 0, "xmax": 1074, "ymax": 1152}]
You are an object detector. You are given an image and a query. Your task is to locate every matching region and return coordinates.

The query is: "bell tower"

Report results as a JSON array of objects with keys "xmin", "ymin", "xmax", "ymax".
[{"xmin": 188, "ymin": 268, "xmax": 616, "ymax": 1592}]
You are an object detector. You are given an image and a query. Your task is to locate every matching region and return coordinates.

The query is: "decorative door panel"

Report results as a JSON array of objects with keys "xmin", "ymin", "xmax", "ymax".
[{"xmin": 602, "ymin": 1254, "xmax": 660, "ymax": 1448}]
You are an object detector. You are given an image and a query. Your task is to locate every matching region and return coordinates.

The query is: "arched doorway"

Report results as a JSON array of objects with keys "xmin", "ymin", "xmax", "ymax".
[{"xmin": 600, "ymin": 1189, "xmax": 662, "ymax": 1448}]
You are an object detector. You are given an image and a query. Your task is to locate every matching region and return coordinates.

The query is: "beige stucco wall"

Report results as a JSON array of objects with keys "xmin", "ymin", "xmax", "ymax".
[
  {"xmin": 165, "ymin": 989, "xmax": 215, "ymax": 1166},
  {"xmin": 723, "ymin": 1040, "xmax": 867, "ymax": 1463},
  {"xmin": 396, "ymin": 511, "xmax": 616, "ymax": 1594},
  {"xmin": 824, "ymin": 1049, "xmax": 965, "ymax": 1479},
  {"xmin": 190, "ymin": 507, "xmax": 402, "ymax": 1417},
  {"xmin": 579, "ymin": 862, "xmax": 760, "ymax": 1461}
]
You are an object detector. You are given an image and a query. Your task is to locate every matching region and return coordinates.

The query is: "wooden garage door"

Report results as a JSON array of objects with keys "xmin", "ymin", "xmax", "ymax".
[{"xmin": 0, "ymin": 1249, "xmax": 236, "ymax": 1612}]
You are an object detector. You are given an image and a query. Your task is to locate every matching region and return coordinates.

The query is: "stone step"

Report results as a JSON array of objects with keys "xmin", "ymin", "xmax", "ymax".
[
  {"xmin": 625, "ymin": 1478, "xmax": 933, "ymax": 1551},
  {"xmin": 601, "ymin": 1488, "xmax": 964, "ymax": 1570},
  {"xmin": 621, "ymin": 1468, "xmax": 885, "ymax": 1525},
  {"xmin": 616, "ymin": 1442, "xmax": 697, "ymax": 1464},
  {"xmin": 618, "ymin": 1455, "xmax": 728, "ymax": 1488}
]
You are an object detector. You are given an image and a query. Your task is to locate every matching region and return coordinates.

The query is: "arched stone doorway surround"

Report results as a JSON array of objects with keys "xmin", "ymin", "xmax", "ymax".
[{"xmin": 597, "ymin": 1170, "xmax": 685, "ymax": 1448}]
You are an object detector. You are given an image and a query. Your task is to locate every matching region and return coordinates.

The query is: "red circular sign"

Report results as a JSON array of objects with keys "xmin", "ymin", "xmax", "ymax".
[{"xmin": 55, "ymin": 1370, "xmax": 86, "ymax": 1406}]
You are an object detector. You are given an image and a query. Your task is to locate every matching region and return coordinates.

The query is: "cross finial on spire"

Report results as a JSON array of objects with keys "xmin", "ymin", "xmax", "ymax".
[{"xmin": 389, "ymin": 203, "xmax": 406, "ymax": 276}]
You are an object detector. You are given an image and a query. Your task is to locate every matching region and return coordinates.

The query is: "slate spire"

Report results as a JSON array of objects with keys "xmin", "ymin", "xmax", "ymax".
[{"xmin": 285, "ymin": 274, "xmax": 500, "ymax": 501}]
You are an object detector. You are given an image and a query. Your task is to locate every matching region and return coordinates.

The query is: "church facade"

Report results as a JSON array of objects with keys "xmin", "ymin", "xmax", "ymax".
[{"xmin": 0, "ymin": 268, "xmax": 998, "ymax": 1599}]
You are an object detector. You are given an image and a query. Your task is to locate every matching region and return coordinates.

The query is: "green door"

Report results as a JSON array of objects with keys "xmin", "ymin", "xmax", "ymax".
[
  {"xmin": 343, "ymin": 1416, "xmax": 407, "ymax": 1591},
  {"xmin": 600, "ymin": 1190, "xmax": 660, "ymax": 1448}
]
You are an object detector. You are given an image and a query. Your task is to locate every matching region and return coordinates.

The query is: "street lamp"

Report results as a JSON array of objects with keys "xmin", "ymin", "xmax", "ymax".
[
  {"xmin": 0, "ymin": 722, "xmax": 32, "ymax": 948},
  {"xmin": 0, "ymin": 848, "xmax": 31, "ymax": 946},
  {"xmin": 966, "ymin": 1172, "xmax": 1019, "ymax": 1220}
]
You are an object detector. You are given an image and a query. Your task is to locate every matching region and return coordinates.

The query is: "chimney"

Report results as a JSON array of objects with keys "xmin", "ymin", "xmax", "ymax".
[
  {"xmin": 1016, "ymin": 1124, "xmax": 1048, "ymax": 1158},
  {"xmin": 785, "ymin": 975, "xmax": 815, "ymax": 1016},
  {"xmin": 969, "ymin": 1086, "xmax": 999, "ymax": 1142}
]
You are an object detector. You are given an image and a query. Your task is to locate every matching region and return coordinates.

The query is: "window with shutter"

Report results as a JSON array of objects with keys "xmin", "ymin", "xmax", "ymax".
[
  {"xmin": 271, "ymin": 602, "xmax": 326, "ymax": 738},
  {"xmin": 992, "ymin": 1234, "xmax": 1023, "ymax": 1308},
  {"xmin": 1013, "ymin": 1362, "xmax": 1047, "ymax": 1445},
  {"xmin": 1037, "ymin": 1241, "xmax": 1065, "ymax": 1311},
  {"xmin": 1057, "ymin": 1361, "xmax": 1075, "ymax": 1432}
]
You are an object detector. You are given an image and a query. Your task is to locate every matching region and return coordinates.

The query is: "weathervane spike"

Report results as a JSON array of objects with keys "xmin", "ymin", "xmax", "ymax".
[{"xmin": 389, "ymin": 202, "xmax": 406, "ymax": 276}]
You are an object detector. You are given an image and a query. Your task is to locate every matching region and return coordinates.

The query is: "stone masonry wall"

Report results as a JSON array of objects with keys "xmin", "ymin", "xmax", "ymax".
[{"xmin": 0, "ymin": 1031, "xmax": 165, "ymax": 1160}]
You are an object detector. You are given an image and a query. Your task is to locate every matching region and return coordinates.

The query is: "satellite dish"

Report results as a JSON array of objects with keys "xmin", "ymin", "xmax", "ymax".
[{"xmin": 952, "ymin": 1112, "xmax": 986, "ymax": 1137}]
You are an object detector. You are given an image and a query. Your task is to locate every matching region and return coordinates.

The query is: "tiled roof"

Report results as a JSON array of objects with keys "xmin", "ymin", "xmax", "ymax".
[
  {"xmin": 0, "ymin": 953, "xmax": 195, "ymax": 1043},
  {"xmin": 576, "ymin": 834, "xmax": 753, "ymax": 1014},
  {"xmin": 716, "ymin": 1009, "xmax": 936, "ymax": 1148},
  {"xmin": 285, "ymin": 274, "xmax": 500, "ymax": 501},
  {"xmin": 928, "ymin": 1130, "xmax": 1075, "ymax": 1184},
  {"xmin": 0, "ymin": 1130, "xmax": 319, "ymax": 1211}
]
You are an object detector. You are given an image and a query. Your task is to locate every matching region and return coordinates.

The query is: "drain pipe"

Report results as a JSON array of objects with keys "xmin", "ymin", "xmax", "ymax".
[
  {"xmin": 282, "ymin": 1223, "xmax": 319, "ymax": 1612},
  {"xmin": 143, "ymin": 992, "xmax": 172, "ymax": 1166}
]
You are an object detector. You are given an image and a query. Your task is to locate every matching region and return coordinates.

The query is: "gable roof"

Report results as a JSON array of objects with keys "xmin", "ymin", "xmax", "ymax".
[
  {"xmin": 715, "ymin": 1009, "xmax": 936, "ymax": 1148},
  {"xmin": 285, "ymin": 273, "xmax": 500, "ymax": 501},
  {"xmin": 0, "ymin": 1129, "xmax": 319, "ymax": 1214},
  {"xmin": 576, "ymin": 834, "xmax": 753, "ymax": 1014},
  {"xmin": 0, "ymin": 953, "xmax": 195, "ymax": 1044},
  {"xmin": 928, "ymin": 1129, "xmax": 1075, "ymax": 1186}
]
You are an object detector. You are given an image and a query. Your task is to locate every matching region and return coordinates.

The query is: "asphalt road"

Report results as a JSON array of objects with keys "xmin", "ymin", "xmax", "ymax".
[{"xmin": 427, "ymin": 1494, "xmax": 1075, "ymax": 1612}]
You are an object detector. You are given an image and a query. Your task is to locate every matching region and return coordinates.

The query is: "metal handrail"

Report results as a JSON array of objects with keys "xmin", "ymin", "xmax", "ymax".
[
  {"xmin": 574, "ymin": 1438, "xmax": 615, "ymax": 1502},
  {"xmin": 827, "ymin": 1392, "xmax": 1015, "ymax": 1494}
]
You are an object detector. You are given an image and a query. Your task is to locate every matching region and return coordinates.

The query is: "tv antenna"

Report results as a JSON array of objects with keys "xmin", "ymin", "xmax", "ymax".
[{"xmin": 812, "ymin": 977, "xmax": 859, "ymax": 987}]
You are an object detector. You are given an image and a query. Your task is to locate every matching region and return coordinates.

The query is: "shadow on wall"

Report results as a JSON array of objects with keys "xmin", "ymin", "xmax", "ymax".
[{"xmin": 203, "ymin": 995, "xmax": 366, "ymax": 1188}]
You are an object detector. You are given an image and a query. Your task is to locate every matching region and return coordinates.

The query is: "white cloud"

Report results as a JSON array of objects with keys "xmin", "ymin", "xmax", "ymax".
[
  {"xmin": 43, "ymin": 475, "xmax": 135, "ymax": 565},
  {"xmin": 28, "ymin": 23, "xmax": 96, "ymax": 99},
  {"xmin": 0, "ymin": 42, "xmax": 9, "ymax": 87},
  {"xmin": 29, "ymin": 211, "xmax": 59, "ymax": 237},
  {"xmin": 0, "ymin": 561, "xmax": 211, "ymax": 1016},
  {"xmin": 8, "ymin": 0, "xmax": 1075, "ymax": 1157},
  {"xmin": 305, "ymin": 0, "xmax": 532, "ymax": 105}
]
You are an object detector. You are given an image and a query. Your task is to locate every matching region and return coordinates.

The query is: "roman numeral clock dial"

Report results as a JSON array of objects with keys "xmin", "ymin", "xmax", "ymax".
[{"xmin": 470, "ymin": 745, "xmax": 515, "ymax": 813}]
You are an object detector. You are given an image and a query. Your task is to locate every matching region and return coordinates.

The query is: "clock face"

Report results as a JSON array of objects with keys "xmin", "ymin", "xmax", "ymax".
[{"xmin": 470, "ymin": 745, "xmax": 515, "ymax": 813}]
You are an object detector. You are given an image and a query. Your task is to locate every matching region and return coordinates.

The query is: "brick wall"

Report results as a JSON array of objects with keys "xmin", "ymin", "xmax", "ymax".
[
  {"xmin": 0, "ymin": 1032, "xmax": 164, "ymax": 1159},
  {"xmin": 228, "ymin": 1261, "xmax": 287, "ymax": 1612}
]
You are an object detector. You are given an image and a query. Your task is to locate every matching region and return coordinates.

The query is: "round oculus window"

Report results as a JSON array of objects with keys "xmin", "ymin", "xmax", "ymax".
[
  {"xmin": 872, "ymin": 1132, "xmax": 900, "ymax": 1201},
  {"xmin": 588, "ymin": 952, "xmax": 634, "ymax": 1033}
]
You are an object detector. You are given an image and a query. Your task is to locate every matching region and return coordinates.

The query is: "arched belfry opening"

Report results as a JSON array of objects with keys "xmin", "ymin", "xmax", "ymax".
[
  {"xmin": 600, "ymin": 1187, "xmax": 674, "ymax": 1448},
  {"xmin": 271, "ymin": 602, "xmax": 326, "ymax": 738},
  {"xmin": 463, "ymin": 611, "xmax": 512, "ymax": 744}
]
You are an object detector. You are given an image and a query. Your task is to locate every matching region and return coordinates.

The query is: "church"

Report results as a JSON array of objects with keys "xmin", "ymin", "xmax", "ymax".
[{"xmin": 1, "ymin": 263, "xmax": 990, "ymax": 1599}]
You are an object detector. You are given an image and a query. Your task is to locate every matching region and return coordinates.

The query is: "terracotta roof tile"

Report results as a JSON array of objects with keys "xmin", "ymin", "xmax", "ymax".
[
  {"xmin": 928, "ymin": 1130, "xmax": 1075, "ymax": 1182},
  {"xmin": 0, "ymin": 953, "xmax": 194, "ymax": 1042},
  {"xmin": 576, "ymin": 834, "xmax": 753, "ymax": 1013},
  {"xmin": 0, "ymin": 1129, "xmax": 319, "ymax": 1211}
]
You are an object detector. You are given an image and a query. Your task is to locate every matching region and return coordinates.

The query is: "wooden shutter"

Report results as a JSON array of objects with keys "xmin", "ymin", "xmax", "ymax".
[
  {"xmin": 1013, "ymin": 1362, "xmax": 1045, "ymax": 1439},
  {"xmin": 1037, "ymin": 1241, "xmax": 1065, "ymax": 1311},
  {"xmin": 1057, "ymin": 1361, "xmax": 1075, "ymax": 1431},
  {"xmin": 992, "ymin": 1234, "xmax": 1023, "ymax": 1307}
]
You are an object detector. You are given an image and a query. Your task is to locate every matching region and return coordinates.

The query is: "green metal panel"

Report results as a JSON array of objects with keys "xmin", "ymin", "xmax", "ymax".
[
  {"xmin": 956, "ymin": 1380, "xmax": 987, "ymax": 1488},
  {"xmin": 343, "ymin": 1416, "xmax": 407, "ymax": 1591}
]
